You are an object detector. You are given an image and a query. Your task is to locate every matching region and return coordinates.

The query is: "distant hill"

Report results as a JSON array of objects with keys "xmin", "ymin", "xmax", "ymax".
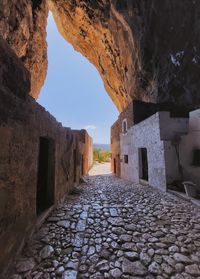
[{"xmin": 94, "ymin": 143, "xmax": 110, "ymax": 151}]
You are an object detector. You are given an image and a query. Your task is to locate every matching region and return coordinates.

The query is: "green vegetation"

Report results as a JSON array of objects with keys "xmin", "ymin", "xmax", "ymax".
[{"xmin": 93, "ymin": 149, "xmax": 111, "ymax": 163}]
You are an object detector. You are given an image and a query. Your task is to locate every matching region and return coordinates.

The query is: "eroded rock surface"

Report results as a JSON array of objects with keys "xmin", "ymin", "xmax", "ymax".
[
  {"xmin": 1, "ymin": 1, "xmax": 200, "ymax": 110},
  {"xmin": 10, "ymin": 173, "xmax": 200, "ymax": 278},
  {"xmin": 0, "ymin": 0, "xmax": 48, "ymax": 98}
]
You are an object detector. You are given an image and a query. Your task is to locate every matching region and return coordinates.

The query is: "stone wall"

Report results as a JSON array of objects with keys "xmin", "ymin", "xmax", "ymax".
[
  {"xmin": 179, "ymin": 109, "xmax": 200, "ymax": 188},
  {"xmin": 120, "ymin": 111, "xmax": 190, "ymax": 191},
  {"xmin": 0, "ymin": 37, "xmax": 91, "ymax": 276},
  {"xmin": 120, "ymin": 113, "xmax": 167, "ymax": 191},
  {"xmin": 111, "ymin": 101, "xmax": 133, "ymax": 176},
  {"xmin": 80, "ymin": 130, "xmax": 93, "ymax": 175},
  {"xmin": 87, "ymin": 134, "xmax": 93, "ymax": 173},
  {"xmin": 0, "ymin": 0, "xmax": 48, "ymax": 99}
]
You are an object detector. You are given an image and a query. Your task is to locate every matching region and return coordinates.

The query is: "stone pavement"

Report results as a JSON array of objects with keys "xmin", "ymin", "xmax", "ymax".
[
  {"xmin": 89, "ymin": 162, "xmax": 111, "ymax": 176},
  {"xmin": 10, "ymin": 173, "xmax": 200, "ymax": 279}
]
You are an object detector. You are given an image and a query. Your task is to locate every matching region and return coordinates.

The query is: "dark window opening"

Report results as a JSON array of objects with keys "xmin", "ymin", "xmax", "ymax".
[
  {"xmin": 73, "ymin": 149, "xmax": 77, "ymax": 182},
  {"xmin": 124, "ymin": 155, "xmax": 128, "ymax": 164},
  {"xmin": 36, "ymin": 137, "xmax": 55, "ymax": 215},
  {"xmin": 192, "ymin": 149, "xmax": 200, "ymax": 166},
  {"xmin": 122, "ymin": 120, "xmax": 127, "ymax": 133},
  {"xmin": 139, "ymin": 148, "xmax": 148, "ymax": 181}
]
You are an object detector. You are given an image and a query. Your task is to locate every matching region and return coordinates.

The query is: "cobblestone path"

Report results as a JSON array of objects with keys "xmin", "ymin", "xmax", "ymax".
[{"xmin": 11, "ymin": 174, "xmax": 200, "ymax": 279}]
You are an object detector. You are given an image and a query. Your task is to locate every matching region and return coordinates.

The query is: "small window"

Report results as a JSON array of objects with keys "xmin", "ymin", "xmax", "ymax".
[
  {"xmin": 122, "ymin": 119, "xmax": 128, "ymax": 133},
  {"xmin": 192, "ymin": 149, "xmax": 200, "ymax": 166},
  {"xmin": 124, "ymin": 155, "xmax": 128, "ymax": 164}
]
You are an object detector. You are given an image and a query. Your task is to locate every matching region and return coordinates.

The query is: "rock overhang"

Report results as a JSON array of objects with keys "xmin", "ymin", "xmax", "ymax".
[{"xmin": 0, "ymin": 0, "xmax": 200, "ymax": 111}]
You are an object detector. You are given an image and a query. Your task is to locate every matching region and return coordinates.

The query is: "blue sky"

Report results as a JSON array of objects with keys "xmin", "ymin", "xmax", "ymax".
[{"xmin": 38, "ymin": 13, "xmax": 118, "ymax": 144}]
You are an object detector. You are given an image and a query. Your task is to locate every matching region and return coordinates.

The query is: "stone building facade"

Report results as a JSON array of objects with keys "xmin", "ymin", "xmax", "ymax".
[
  {"xmin": 0, "ymin": 37, "xmax": 93, "ymax": 276},
  {"xmin": 111, "ymin": 102, "xmax": 134, "ymax": 176},
  {"xmin": 120, "ymin": 111, "xmax": 189, "ymax": 191},
  {"xmin": 112, "ymin": 100, "xmax": 200, "ymax": 193}
]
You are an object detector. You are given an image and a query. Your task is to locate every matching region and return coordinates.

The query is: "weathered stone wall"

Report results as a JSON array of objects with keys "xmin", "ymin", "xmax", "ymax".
[
  {"xmin": 160, "ymin": 113, "xmax": 189, "ymax": 185},
  {"xmin": 111, "ymin": 120, "xmax": 121, "ymax": 176},
  {"xmin": 0, "ymin": 37, "xmax": 88, "ymax": 276},
  {"xmin": 0, "ymin": 0, "xmax": 48, "ymax": 99},
  {"xmin": 85, "ymin": 132, "xmax": 93, "ymax": 173},
  {"xmin": 120, "ymin": 111, "xmax": 190, "ymax": 191},
  {"xmin": 79, "ymin": 130, "xmax": 93, "ymax": 175},
  {"xmin": 120, "ymin": 113, "xmax": 167, "ymax": 190},
  {"xmin": 111, "ymin": 102, "xmax": 133, "ymax": 175}
]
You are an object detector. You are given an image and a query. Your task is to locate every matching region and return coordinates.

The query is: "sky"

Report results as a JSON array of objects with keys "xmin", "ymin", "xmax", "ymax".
[{"xmin": 38, "ymin": 12, "xmax": 119, "ymax": 144}]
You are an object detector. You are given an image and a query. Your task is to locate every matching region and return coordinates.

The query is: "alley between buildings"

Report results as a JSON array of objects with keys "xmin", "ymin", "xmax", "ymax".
[{"xmin": 11, "ymin": 164, "xmax": 200, "ymax": 279}]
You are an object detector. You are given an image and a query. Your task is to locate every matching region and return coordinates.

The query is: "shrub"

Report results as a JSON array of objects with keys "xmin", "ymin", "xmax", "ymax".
[{"xmin": 93, "ymin": 149, "xmax": 111, "ymax": 163}]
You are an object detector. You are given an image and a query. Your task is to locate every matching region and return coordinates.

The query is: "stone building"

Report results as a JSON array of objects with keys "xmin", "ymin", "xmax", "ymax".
[
  {"xmin": 1, "ymin": 0, "xmax": 200, "ymax": 276},
  {"xmin": 0, "ymin": 37, "xmax": 93, "ymax": 276},
  {"xmin": 112, "ymin": 100, "xmax": 200, "ymax": 193},
  {"xmin": 111, "ymin": 102, "xmax": 134, "ymax": 176}
]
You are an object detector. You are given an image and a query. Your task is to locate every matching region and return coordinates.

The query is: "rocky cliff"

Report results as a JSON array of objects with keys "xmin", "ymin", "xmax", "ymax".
[
  {"xmin": 0, "ymin": 0, "xmax": 48, "ymax": 99},
  {"xmin": 1, "ymin": 0, "xmax": 200, "ymax": 111}
]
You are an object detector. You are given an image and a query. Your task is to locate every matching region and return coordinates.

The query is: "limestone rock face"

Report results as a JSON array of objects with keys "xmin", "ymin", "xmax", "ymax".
[
  {"xmin": 48, "ymin": 0, "xmax": 138, "ymax": 111},
  {"xmin": 1, "ymin": 1, "xmax": 200, "ymax": 111},
  {"xmin": 0, "ymin": 0, "xmax": 48, "ymax": 98}
]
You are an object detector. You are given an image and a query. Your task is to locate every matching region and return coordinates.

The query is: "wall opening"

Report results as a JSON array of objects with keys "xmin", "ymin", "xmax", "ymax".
[
  {"xmin": 36, "ymin": 12, "xmax": 119, "ymax": 176},
  {"xmin": 113, "ymin": 158, "xmax": 117, "ymax": 174},
  {"xmin": 122, "ymin": 119, "xmax": 128, "ymax": 133},
  {"xmin": 36, "ymin": 137, "xmax": 55, "ymax": 215},
  {"xmin": 192, "ymin": 149, "xmax": 200, "ymax": 166},
  {"xmin": 124, "ymin": 154, "xmax": 128, "ymax": 164},
  {"xmin": 38, "ymin": 12, "xmax": 118, "ymax": 148},
  {"xmin": 139, "ymin": 148, "xmax": 149, "ymax": 181}
]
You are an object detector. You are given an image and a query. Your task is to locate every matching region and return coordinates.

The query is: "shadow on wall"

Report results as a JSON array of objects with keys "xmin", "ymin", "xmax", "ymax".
[{"xmin": 0, "ymin": 37, "xmax": 93, "ymax": 276}]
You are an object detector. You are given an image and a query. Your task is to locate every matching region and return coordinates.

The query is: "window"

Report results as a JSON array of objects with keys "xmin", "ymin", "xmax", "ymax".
[
  {"xmin": 122, "ymin": 119, "xmax": 128, "ymax": 133},
  {"xmin": 124, "ymin": 155, "xmax": 128, "ymax": 164},
  {"xmin": 192, "ymin": 149, "xmax": 200, "ymax": 166}
]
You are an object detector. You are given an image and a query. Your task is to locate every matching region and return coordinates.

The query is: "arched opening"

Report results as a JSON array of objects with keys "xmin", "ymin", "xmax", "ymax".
[
  {"xmin": 37, "ymin": 12, "xmax": 118, "ymax": 174},
  {"xmin": 1, "ymin": 1, "xmax": 200, "ymax": 277}
]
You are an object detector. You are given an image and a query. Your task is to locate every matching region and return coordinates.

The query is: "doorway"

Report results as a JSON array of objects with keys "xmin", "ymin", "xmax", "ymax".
[
  {"xmin": 139, "ymin": 148, "xmax": 149, "ymax": 181},
  {"xmin": 36, "ymin": 137, "xmax": 55, "ymax": 215},
  {"xmin": 114, "ymin": 158, "xmax": 116, "ymax": 174}
]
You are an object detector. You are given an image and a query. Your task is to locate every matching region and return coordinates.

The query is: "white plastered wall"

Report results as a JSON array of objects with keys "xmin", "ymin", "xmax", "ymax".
[
  {"xmin": 120, "ymin": 112, "xmax": 189, "ymax": 191},
  {"xmin": 120, "ymin": 113, "xmax": 167, "ymax": 191}
]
